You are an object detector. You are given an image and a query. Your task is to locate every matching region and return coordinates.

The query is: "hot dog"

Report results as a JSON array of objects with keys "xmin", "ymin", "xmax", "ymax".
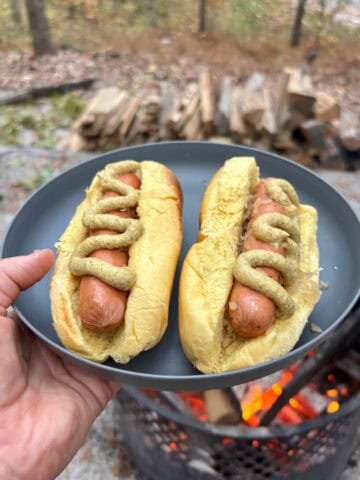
[
  {"xmin": 50, "ymin": 160, "xmax": 183, "ymax": 363},
  {"xmin": 179, "ymin": 157, "xmax": 320, "ymax": 374},
  {"xmin": 78, "ymin": 173, "xmax": 140, "ymax": 332},
  {"xmin": 228, "ymin": 178, "xmax": 288, "ymax": 338}
]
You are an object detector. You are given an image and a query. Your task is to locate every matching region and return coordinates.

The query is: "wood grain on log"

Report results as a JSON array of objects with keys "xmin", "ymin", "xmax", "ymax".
[
  {"xmin": 119, "ymin": 97, "xmax": 141, "ymax": 141},
  {"xmin": 241, "ymin": 73, "xmax": 266, "ymax": 130},
  {"xmin": 230, "ymin": 85, "xmax": 246, "ymax": 141},
  {"xmin": 314, "ymin": 92, "xmax": 340, "ymax": 122},
  {"xmin": 199, "ymin": 71, "xmax": 216, "ymax": 136},
  {"xmin": 216, "ymin": 76, "xmax": 232, "ymax": 136}
]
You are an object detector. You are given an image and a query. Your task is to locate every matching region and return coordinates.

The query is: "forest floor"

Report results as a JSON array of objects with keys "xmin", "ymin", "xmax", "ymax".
[
  {"xmin": 1, "ymin": 0, "xmax": 359, "ymax": 149},
  {"xmin": 1, "ymin": 30, "xmax": 359, "ymax": 111},
  {"xmin": 0, "ymin": 29, "xmax": 359, "ymax": 151}
]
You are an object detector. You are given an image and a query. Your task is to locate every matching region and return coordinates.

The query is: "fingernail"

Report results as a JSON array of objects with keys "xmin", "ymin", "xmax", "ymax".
[{"xmin": 32, "ymin": 249, "xmax": 43, "ymax": 255}]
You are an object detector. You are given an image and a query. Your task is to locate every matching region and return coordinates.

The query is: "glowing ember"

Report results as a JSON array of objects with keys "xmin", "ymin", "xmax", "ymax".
[
  {"xmin": 177, "ymin": 392, "xmax": 208, "ymax": 422},
  {"xmin": 146, "ymin": 356, "xmax": 356, "ymax": 429},
  {"xmin": 222, "ymin": 438, "xmax": 234, "ymax": 446},
  {"xmin": 327, "ymin": 401, "xmax": 340, "ymax": 414},
  {"xmin": 174, "ymin": 366, "xmax": 351, "ymax": 427},
  {"xmin": 340, "ymin": 386, "xmax": 348, "ymax": 396}
]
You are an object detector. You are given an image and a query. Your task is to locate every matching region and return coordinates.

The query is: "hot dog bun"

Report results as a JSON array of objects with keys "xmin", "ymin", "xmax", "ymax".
[
  {"xmin": 179, "ymin": 157, "xmax": 320, "ymax": 373},
  {"xmin": 50, "ymin": 160, "xmax": 183, "ymax": 363}
]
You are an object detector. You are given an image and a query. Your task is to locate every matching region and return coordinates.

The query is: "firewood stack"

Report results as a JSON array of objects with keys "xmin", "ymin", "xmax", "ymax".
[{"xmin": 67, "ymin": 68, "xmax": 359, "ymax": 170}]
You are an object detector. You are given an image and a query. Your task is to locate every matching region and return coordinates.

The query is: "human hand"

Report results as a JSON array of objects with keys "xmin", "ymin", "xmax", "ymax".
[{"xmin": 0, "ymin": 250, "xmax": 120, "ymax": 480}]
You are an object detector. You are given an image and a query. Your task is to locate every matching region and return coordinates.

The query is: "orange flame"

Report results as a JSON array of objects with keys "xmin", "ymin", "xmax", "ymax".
[{"xmin": 327, "ymin": 401, "xmax": 340, "ymax": 414}]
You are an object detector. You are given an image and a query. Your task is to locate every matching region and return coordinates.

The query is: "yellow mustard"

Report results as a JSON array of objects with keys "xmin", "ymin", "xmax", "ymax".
[
  {"xmin": 232, "ymin": 178, "xmax": 300, "ymax": 318},
  {"xmin": 69, "ymin": 161, "xmax": 143, "ymax": 291}
]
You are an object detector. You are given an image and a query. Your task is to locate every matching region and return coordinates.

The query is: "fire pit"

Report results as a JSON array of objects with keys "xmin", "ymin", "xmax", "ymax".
[{"xmin": 117, "ymin": 306, "xmax": 360, "ymax": 480}]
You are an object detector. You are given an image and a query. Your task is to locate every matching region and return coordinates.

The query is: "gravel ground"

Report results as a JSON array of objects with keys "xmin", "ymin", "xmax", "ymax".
[{"xmin": 0, "ymin": 145, "xmax": 359, "ymax": 480}]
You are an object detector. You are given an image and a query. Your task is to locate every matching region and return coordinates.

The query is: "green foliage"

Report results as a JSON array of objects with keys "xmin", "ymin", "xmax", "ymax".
[
  {"xmin": 53, "ymin": 92, "xmax": 85, "ymax": 118},
  {"xmin": 218, "ymin": 0, "xmax": 291, "ymax": 44},
  {"xmin": 0, "ymin": 93, "xmax": 85, "ymax": 148},
  {"xmin": 0, "ymin": 0, "xmax": 358, "ymax": 52},
  {"xmin": 16, "ymin": 168, "xmax": 51, "ymax": 192}
]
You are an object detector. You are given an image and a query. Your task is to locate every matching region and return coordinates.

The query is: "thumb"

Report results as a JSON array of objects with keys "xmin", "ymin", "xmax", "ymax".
[{"xmin": 0, "ymin": 249, "xmax": 55, "ymax": 316}]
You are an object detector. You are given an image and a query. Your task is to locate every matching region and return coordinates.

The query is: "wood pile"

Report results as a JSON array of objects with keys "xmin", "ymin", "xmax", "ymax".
[{"xmin": 68, "ymin": 68, "xmax": 359, "ymax": 170}]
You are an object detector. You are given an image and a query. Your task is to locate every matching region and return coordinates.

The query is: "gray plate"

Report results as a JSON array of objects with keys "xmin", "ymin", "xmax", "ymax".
[{"xmin": 2, "ymin": 142, "xmax": 360, "ymax": 391}]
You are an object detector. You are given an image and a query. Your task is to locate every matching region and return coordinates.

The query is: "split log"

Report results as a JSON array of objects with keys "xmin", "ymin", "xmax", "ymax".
[
  {"xmin": 159, "ymin": 83, "xmax": 176, "ymax": 139},
  {"xmin": 199, "ymin": 71, "xmax": 216, "ymax": 136},
  {"xmin": 175, "ymin": 90, "xmax": 201, "ymax": 138},
  {"xmin": 261, "ymin": 88, "xmax": 277, "ymax": 136},
  {"xmin": 314, "ymin": 92, "xmax": 340, "ymax": 122},
  {"xmin": 67, "ymin": 132, "xmax": 89, "ymax": 152},
  {"xmin": 230, "ymin": 85, "xmax": 246, "ymax": 141},
  {"xmin": 216, "ymin": 76, "xmax": 233, "ymax": 136},
  {"xmin": 255, "ymin": 134, "xmax": 272, "ymax": 152},
  {"xmin": 208, "ymin": 136, "xmax": 234, "ymax": 144},
  {"xmin": 143, "ymin": 94, "xmax": 161, "ymax": 114},
  {"xmin": 285, "ymin": 67, "xmax": 316, "ymax": 118},
  {"xmin": 204, "ymin": 389, "xmax": 242, "ymax": 425},
  {"xmin": 102, "ymin": 91, "xmax": 131, "ymax": 136},
  {"xmin": 73, "ymin": 87, "xmax": 126, "ymax": 138},
  {"xmin": 288, "ymin": 149, "xmax": 318, "ymax": 169},
  {"xmin": 167, "ymin": 97, "xmax": 184, "ymax": 135},
  {"xmin": 119, "ymin": 97, "xmax": 141, "ymax": 142},
  {"xmin": 325, "ymin": 118, "xmax": 340, "ymax": 138},
  {"xmin": 273, "ymin": 131, "xmax": 300, "ymax": 153},
  {"xmin": 274, "ymin": 70, "xmax": 292, "ymax": 130},
  {"xmin": 338, "ymin": 111, "xmax": 360, "ymax": 151},
  {"xmin": 181, "ymin": 91, "xmax": 202, "ymax": 139},
  {"xmin": 137, "ymin": 95, "xmax": 161, "ymax": 136},
  {"xmin": 183, "ymin": 104, "xmax": 202, "ymax": 140},
  {"xmin": 241, "ymin": 73, "xmax": 266, "ymax": 130},
  {"xmin": 299, "ymin": 119, "xmax": 325, "ymax": 151},
  {"xmin": 122, "ymin": 116, "xmax": 142, "ymax": 146},
  {"xmin": 167, "ymin": 83, "xmax": 198, "ymax": 135}
]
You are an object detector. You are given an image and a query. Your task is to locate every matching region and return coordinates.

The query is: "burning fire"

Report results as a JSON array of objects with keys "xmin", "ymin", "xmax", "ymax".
[
  {"xmin": 143, "ymin": 355, "xmax": 355, "ymax": 429},
  {"xmin": 169, "ymin": 363, "xmax": 352, "ymax": 427},
  {"xmin": 238, "ymin": 361, "xmax": 346, "ymax": 426}
]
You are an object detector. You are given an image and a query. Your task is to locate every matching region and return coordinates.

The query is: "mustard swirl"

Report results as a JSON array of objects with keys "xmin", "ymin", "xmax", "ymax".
[
  {"xmin": 265, "ymin": 179, "xmax": 299, "ymax": 218},
  {"xmin": 69, "ymin": 160, "xmax": 143, "ymax": 291},
  {"xmin": 232, "ymin": 178, "xmax": 300, "ymax": 319}
]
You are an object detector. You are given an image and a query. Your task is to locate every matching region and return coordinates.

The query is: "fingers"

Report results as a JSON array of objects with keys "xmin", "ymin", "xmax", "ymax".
[
  {"xmin": 0, "ymin": 315, "xmax": 28, "ymax": 407},
  {"xmin": 0, "ymin": 249, "xmax": 55, "ymax": 316}
]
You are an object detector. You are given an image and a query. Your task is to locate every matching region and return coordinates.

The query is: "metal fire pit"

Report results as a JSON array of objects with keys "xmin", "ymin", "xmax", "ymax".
[{"xmin": 117, "ymin": 387, "xmax": 360, "ymax": 480}]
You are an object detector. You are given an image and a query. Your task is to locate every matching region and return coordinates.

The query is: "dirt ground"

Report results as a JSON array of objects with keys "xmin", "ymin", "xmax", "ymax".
[{"xmin": 1, "ymin": 31, "xmax": 359, "ymax": 116}]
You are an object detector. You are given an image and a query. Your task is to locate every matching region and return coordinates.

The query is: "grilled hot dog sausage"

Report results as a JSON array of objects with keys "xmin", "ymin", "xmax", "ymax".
[
  {"xmin": 78, "ymin": 173, "xmax": 140, "ymax": 331},
  {"xmin": 228, "ymin": 179, "xmax": 287, "ymax": 338}
]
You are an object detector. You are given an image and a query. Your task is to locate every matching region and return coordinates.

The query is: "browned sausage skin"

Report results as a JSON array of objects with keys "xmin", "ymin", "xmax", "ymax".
[
  {"xmin": 228, "ymin": 178, "xmax": 287, "ymax": 338},
  {"xmin": 78, "ymin": 173, "xmax": 140, "ymax": 332}
]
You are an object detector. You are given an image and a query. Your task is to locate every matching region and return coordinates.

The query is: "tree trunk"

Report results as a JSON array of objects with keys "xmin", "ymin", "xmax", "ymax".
[
  {"xmin": 25, "ymin": 0, "xmax": 55, "ymax": 56},
  {"xmin": 148, "ymin": 0, "xmax": 157, "ymax": 26},
  {"xmin": 291, "ymin": 0, "xmax": 307, "ymax": 47},
  {"xmin": 198, "ymin": 0, "xmax": 207, "ymax": 33},
  {"xmin": 9, "ymin": 0, "xmax": 22, "ymax": 25}
]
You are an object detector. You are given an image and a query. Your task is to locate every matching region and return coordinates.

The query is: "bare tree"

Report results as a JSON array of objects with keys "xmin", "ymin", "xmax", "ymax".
[
  {"xmin": 25, "ymin": 0, "xmax": 55, "ymax": 56},
  {"xmin": 291, "ymin": 0, "xmax": 307, "ymax": 46},
  {"xmin": 148, "ymin": 0, "xmax": 157, "ymax": 26},
  {"xmin": 198, "ymin": 0, "xmax": 207, "ymax": 33},
  {"xmin": 9, "ymin": 0, "xmax": 22, "ymax": 25}
]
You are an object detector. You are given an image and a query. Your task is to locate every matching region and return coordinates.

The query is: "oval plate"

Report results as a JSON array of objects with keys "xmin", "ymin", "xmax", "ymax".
[{"xmin": 2, "ymin": 142, "xmax": 360, "ymax": 391}]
